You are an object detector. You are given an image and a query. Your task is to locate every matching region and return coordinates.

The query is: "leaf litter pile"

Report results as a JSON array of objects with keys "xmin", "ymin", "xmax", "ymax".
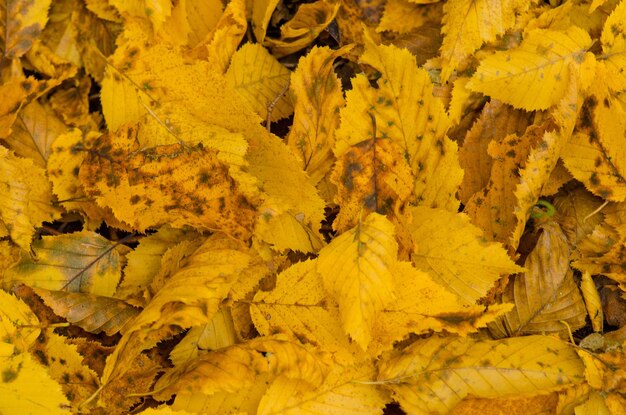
[{"xmin": 2, "ymin": 0, "xmax": 626, "ymax": 414}]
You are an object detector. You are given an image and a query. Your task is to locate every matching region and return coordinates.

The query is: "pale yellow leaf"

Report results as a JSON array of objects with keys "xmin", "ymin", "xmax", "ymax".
[
  {"xmin": 408, "ymin": 206, "xmax": 523, "ymax": 304},
  {"xmin": 226, "ymin": 43, "xmax": 293, "ymax": 122},
  {"xmin": 379, "ymin": 335, "xmax": 585, "ymax": 414},
  {"xmin": 467, "ymin": 27, "xmax": 592, "ymax": 110},
  {"xmin": 440, "ymin": 0, "xmax": 526, "ymax": 82},
  {"xmin": 316, "ymin": 213, "xmax": 397, "ymax": 349},
  {"xmin": 0, "ymin": 146, "xmax": 61, "ymax": 251}
]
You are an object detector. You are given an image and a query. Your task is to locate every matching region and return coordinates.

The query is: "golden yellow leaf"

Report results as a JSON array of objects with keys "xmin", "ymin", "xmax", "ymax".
[
  {"xmin": 257, "ymin": 363, "xmax": 387, "ymax": 415},
  {"xmin": 553, "ymin": 188, "xmax": 604, "ymax": 246},
  {"xmin": 251, "ymin": 260, "xmax": 358, "ymax": 361},
  {"xmin": 5, "ymin": 100, "xmax": 67, "ymax": 167},
  {"xmin": 0, "ymin": 0, "xmax": 52, "ymax": 58},
  {"xmin": 467, "ymin": 27, "xmax": 592, "ymax": 110},
  {"xmin": 100, "ymin": 235, "xmax": 253, "ymax": 388},
  {"xmin": 156, "ymin": 0, "xmax": 190, "ymax": 46},
  {"xmin": 331, "ymin": 128, "xmax": 414, "ymax": 232},
  {"xmin": 464, "ymin": 123, "xmax": 547, "ymax": 249},
  {"xmin": 370, "ymin": 261, "xmax": 512, "ymax": 356},
  {"xmin": 581, "ymin": 272, "xmax": 604, "ymax": 333},
  {"xmin": 39, "ymin": 0, "xmax": 82, "ymax": 67},
  {"xmin": 0, "ymin": 352, "xmax": 70, "ymax": 415},
  {"xmin": 336, "ymin": 36, "xmax": 462, "ymax": 212},
  {"xmin": 440, "ymin": 0, "xmax": 526, "ymax": 82},
  {"xmin": 408, "ymin": 206, "xmax": 523, "ymax": 304},
  {"xmin": 0, "ymin": 290, "xmax": 40, "ymax": 353},
  {"xmin": 377, "ymin": 0, "xmax": 439, "ymax": 35},
  {"xmin": 265, "ymin": 1, "xmax": 340, "ymax": 58},
  {"xmin": 225, "ymin": 43, "xmax": 292, "ymax": 122},
  {"xmin": 574, "ymin": 391, "xmax": 612, "ymax": 415},
  {"xmin": 0, "ymin": 146, "xmax": 61, "ymax": 251},
  {"xmin": 6, "ymin": 230, "xmax": 126, "ymax": 296},
  {"xmin": 599, "ymin": 0, "xmax": 626, "ymax": 93},
  {"xmin": 378, "ymin": 335, "xmax": 585, "ymax": 414},
  {"xmin": 451, "ymin": 393, "xmax": 559, "ymax": 415},
  {"xmin": 153, "ymin": 334, "xmax": 331, "ymax": 401},
  {"xmin": 458, "ymin": 100, "xmax": 534, "ymax": 204},
  {"xmin": 116, "ymin": 227, "xmax": 198, "ymax": 302},
  {"xmin": 33, "ymin": 288, "xmax": 140, "ymax": 335},
  {"xmin": 172, "ymin": 375, "xmax": 268, "ymax": 415},
  {"xmin": 316, "ymin": 213, "xmax": 397, "ymax": 349},
  {"xmin": 135, "ymin": 407, "xmax": 196, "ymax": 415},
  {"xmin": 203, "ymin": 0, "xmax": 247, "ymax": 74},
  {"xmin": 491, "ymin": 221, "xmax": 587, "ymax": 338},
  {"xmin": 109, "ymin": 0, "xmax": 171, "ymax": 31},
  {"xmin": 251, "ymin": 0, "xmax": 281, "ymax": 43},
  {"xmin": 169, "ymin": 307, "xmax": 238, "ymax": 367},
  {"xmin": 511, "ymin": 130, "xmax": 568, "ymax": 249},
  {"xmin": 287, "ymin": 45, "xmax": 350, "ymax": 186},
  {"xmin": 255, "ymin": 210, "xmax": 324, "ymax": 253},
  {"xmin": 184, "ymin": 0, "xmax": 222, "ymax": 47}
]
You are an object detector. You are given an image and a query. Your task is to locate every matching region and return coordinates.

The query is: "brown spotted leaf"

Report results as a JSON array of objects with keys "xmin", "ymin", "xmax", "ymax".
[{"xmin": 1, "ymin": 0, "xmax": 52, "ymax": 59}]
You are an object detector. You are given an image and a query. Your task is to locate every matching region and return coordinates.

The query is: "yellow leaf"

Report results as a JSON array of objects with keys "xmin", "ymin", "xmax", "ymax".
[
  {"xmin": 377, "ymin": 0, "xmax": 441, "ymax": 35},
  {"xmin": 370, "ymin": 261, "xmax": 512, "ymax": 356},
  {"xmin": 408, "ymin": 206, "xmax": 523, "ymax": 304},
  {"xmin": 257, "ymin": 363, "xmax": 387, "ymax": 415},
  {"xmin": 78, "ymin": 125, "xmax": 257, "ymax": 238},
  {"xmin": 0, "ymin": 146, "xmax": 61, "ymax": 251},
  {"xmin": 0, "ymin": 290, "xmax": 40, "ymax": 353},
  {"xmin": 29, "ymin": 331, "xmax": 100, "ymax": 411},
  {"xmin": 600, "ymin": 0, "xmax": 626, "ymax": 93},
  {"xmin": 440, "ymin": 0, "xmax": 526, "ymax": 82},
  {"xmin": 109, "ymin": 0, "xmax": 171, "ymax": 31},
  {"xmin": 100, "ymin": 235, "xmax": 252, "ymax": 387},
  {"xmin": 581, "ymin": 272, "xmax": 604, "ymax": 333},
  {"xmin": 287, "ymin": 45, "xmax": 351, "ymax": 186},
  {"xmin": 6, "ymin": 230, "xmax": 126, "ymax": 296},
  {"xmin": 156, "ymin": 0, "xmax": 190, "ymax": 45},
  {"xmin": 331, "ymin": 127, "xmax": 414, "ymax": 232},
  {"xmin": 336, "ymin": 37, "xmax": 462, "ymax": 212},
  {"xmin": 117, "ymin": 227, "xmax": 198, "ymax": 303},
  {"xmin": 458, "ymin": 100, "xmax": 534, "ymax": 204},
  {"xmin": 265, "ymin": 1, "xmax": 340, "ymax": 58},
  {"xmin": 553, "ymin": 188, "xmax": 605, "ymax": 246},
  {"xmin": 463, "ymin": 122, "xmax": 548, "ymax": 249},
  {"xmin": 204, "ymin": 0, "xmax": 247, "ymax": 74},
  {"xmin": 226, "ymin": 43, "xmax": 293, "ymax": 122},
  {"xmin": 5, "ymin": 100, "xmax": 67, "ymax": 167},
  {"xmin": 512, "ymin": 130, "xmax": 568, "ymax": 249},
  {"xmin": 316, "ymin": 213, "xmax": 397, "ymax": 349},
  {"xmin": 251, "ymin": 0, "xmax": 281, "ymax": 43},
  {"xmin": 169, "ymin": 308, "xmax": 238, "ymax": 367},
  {"xmin": 184, "ymin": 0, "xmax": 222, "ymax": 47},
  {"xmin": 32, "ymin": 288, "xmax": 140, "ymax": 335},
  {"xmin": 153, "ymin": 334, "xmax": 331, "ymax": 400},
  {"xmin": 172, "ymin": 374, "xmax": 268, "ymax": 415},
  {"xmin": 135, "ymin": 407, "xmax": 196, "ymax": 415},
  {"xmin": 574, "ymin": 392, "xmax": 612, "ymax": 415},
  {"xmin": 378, "ymin": 335, "xmax": 585, "ymax": 414},
  {"xmin": 255, "ymin": 210, "xmax": 324, "ymax": 253},
  {"xmin": 491, "ymin": 222, "xmax": 587, "ymax": 338},
  {"xmin": 0, "ymin": 0, "xmax": 52, "ymax": 58},
  {"xmin": 251, "ymin": 260, "xmax": 359, "ymax": 362},
  {"xmin": 467, "ymin": 27, "xmax": 592, "ymax": 110},
  {"xmin": 0, "ymin": 352, "xmax": 70, "ymax": 415}
]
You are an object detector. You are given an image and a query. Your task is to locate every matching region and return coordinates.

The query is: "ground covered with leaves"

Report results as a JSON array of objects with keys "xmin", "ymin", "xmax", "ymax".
[{"xmin": 2, "ymin": 0, "xmax": 626, "ymax": 414}]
